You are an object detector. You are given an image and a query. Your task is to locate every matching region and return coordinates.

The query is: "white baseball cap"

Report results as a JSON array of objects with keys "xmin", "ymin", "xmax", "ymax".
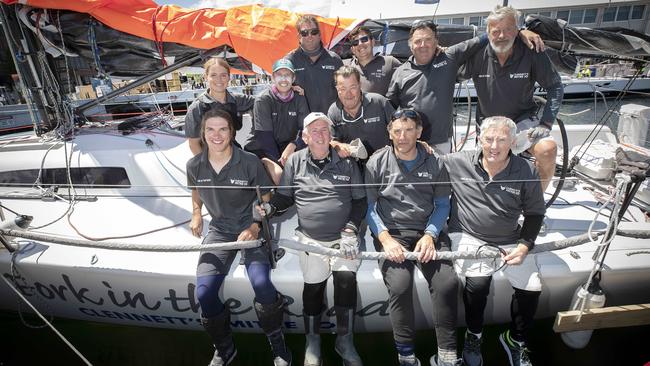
[{"xmin": 303, "ymin": 112, "xmax": 333, "ymax": 128}]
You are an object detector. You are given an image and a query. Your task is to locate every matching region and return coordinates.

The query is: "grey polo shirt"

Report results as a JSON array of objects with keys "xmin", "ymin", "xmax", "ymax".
[
  {"xmin": 344, "ymin": 55, "xmax": 401, "ymax": 95},
  {"xmin": 386, "ymin": 35, "xmax": 487, "ymax": 145},
  {"xmin": 443, "ymin": 150, "xmax": 546, "ymax": 245},
  {"xmin": 460, "ymin": 38, "xmax": 563, "ymax": 124},
  {"xmin": 327, "ymin": 92, "xmax": 394, "ymax": 156},
  {"xmin": 278, "ymin": 148, "xmax": 365, "ymax": 241},
  {"xmin": 244, "ymin": 88, "xmax": 310, "ymax": 150},
  {"xmin": 365, "ymin": 144, "xmax": 451, "ymax": 231},
  {"xmin": 285, "ymin": 47, "xmax": 343, "ymax": 114},
  {"xmin": 184, "ymin": 90, "xmax": 254, "ymax": 138},
  {"xmin": 186, "ymin": 146, "xmax": 272, "ymax": 234}
]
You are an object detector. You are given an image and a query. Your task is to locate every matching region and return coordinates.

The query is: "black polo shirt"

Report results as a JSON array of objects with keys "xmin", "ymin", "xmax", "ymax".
[
  {"xmin": 186, "ymin": 146, "xmax": 272, "ymax": 234},
  {"xmin": 327, "ymin": 92, "xmax": 394, "ymax": 156},
  {"xmin": 460, "ymin": 37, "xmax": 563, "ymax": 124},
  {"xmin": 386, "ymin": 35, "xmax": 487, "ymax": 145},
  {"xmin": 285, "ymin": 47, "xmax": 343, "ymax": 114},
  {"xmin": 365, "ymin": 144, "xmax": 451, "ymax": 231},
  {"xmin": 184, "ymin": 90, "xmax": 254, "ymax": 139},
  {"xmin": 244, "ymin": 88, "xmax": 310, "ymax": 151},
  {"xmin": 344, "ymin": 54, "xmax": 402, "ymax": 95},
  {"xmin": 278, "ymin": 148, "xmax": 365, "ymax": 241},
  {"xmin": 443, "ymin": 150, "xmax": 546, "ymax": 245}
]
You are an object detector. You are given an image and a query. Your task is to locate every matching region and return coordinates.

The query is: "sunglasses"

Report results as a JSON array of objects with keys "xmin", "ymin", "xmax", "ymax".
[
  {"xmin": 351, "ymin": 35, "xmax": 371, "ymax": 46},
  {"xmin": 300, "ymin": 28, "xmax": 320, "ymax": 37},
  {"xmin": 391, "ymin": 109, "xmax": 419, "ymax": 120}
]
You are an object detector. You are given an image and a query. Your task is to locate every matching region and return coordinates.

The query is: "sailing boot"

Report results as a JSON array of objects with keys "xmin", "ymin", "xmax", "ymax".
[
  {"xmin": 254, "ymin": 294, "xmax": 292, "ymax": 366},
  {"xmin": 334, "ymin": 306, "xmax": 363, "ymax": 366},
  {"xmin": 303, "ymin": 312, "xmax": 322, "ymax": 366},
  {"xmin": 201, "ymin": 310, "xmax": 237, "ymax": 366}
]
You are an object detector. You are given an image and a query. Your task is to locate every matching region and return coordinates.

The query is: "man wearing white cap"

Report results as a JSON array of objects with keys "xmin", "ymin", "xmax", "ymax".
[
  {"xmin": 258, "ymin": 112, "xmax": 366, "ymax": 366},
  {"xmin": 244, "ymin": 58, "xmax": 310, "ymax": 184}
]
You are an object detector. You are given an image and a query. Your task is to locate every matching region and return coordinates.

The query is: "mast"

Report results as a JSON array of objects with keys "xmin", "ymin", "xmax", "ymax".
[{"xmin": 0, "ymin": 3, "xmax": 60, "ymax": 133}]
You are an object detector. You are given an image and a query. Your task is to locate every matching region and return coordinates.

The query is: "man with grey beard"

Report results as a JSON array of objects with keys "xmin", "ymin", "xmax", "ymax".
[{"xmin": 460, "ymin": 5, "xmax": 563, "ymax": 194}]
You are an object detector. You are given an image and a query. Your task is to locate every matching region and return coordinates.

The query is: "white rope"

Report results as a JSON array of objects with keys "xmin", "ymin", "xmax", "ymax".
[
  {"xmin": 1, "ymin": 275, "xmax": 93, "ymax": 366},
  {"xmin": 3, "ymin": 227, "xmax": 640, "ymax": 260}
]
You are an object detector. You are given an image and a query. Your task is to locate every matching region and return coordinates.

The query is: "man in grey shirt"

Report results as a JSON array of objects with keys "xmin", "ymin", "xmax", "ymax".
[
  {"xmin": 460, "ymin": 5, "xmax": 564, "ymax": 192},
  {"xmin": 286, "ymin": 15, "xmax": 343, "ymax": 114},
  {"xmin": 387, "ymin": 21, "xmax": 544, "ymax": 154},
  {"xmin": 444, "ymin": 116, "xmax": 545, "ymax": 366},
  {"xmin": 259, "ymin": 112, "xmax": 366, "ymax": 366},
  {"xmin": 328, "ymin": 66, "xmax": 394, "ymax": 160},
  {"xmin": 365, "ymin": 109, "xmax": 459, "ymax": 366},
  {"xmin": 344, "ymin": 25, "xmax": 402, "ymax": 95}
]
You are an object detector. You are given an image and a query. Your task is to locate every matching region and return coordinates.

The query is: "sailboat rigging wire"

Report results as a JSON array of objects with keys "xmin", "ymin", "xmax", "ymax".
[
  {"xmin": 571, "ymin": 68, "xmax": 643, "ymax": 166},
  {"xmin": 1, "ymin": 274, "xmax": 94, "ymax": 366}
]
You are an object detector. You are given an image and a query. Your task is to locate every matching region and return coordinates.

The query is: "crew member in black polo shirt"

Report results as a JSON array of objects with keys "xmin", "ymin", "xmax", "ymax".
[
  {"xmin": 286, "ymin": 15, "xmax": 343, "ymax": 114},
  {"xmin": 187, "ymin": 108, "xmax": 291, "ymax": 366},
  {"xmin": 184, "ymin": 57, "xmax": 254, "ymax": 155},
  {"xmin": 444, "ymin": 116, "xmax": 545, "ymax": 366},
  {"xmin": 387, "ymin": 21, "xmax": 543, "ymax": 155},
  {"xmin": 244, "ymin": 58, "xmax": 309, "ymax": 184},
  {"xmin": 460, "ymin": 5, "xmax": 564, "ymax": 192},
  {"xmin": 258, "ymin": 112, "xmax": 366, "ymax": 366},
  {"xmin": 345, "ymin": 25, "xmax": 402, "ymax": 95},
  {"xmin": 365, "ymin": 109, "xmax": 459, "ymax": 366},
  {"xmin": 328, "ymin": 65, "xmax": 394, "ymax": 161}
]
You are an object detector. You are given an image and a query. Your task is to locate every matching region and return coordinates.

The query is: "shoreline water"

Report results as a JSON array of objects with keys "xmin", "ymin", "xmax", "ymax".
[{"xmin": 1, "ymin": 311, "xmax": 648, "ymax": 365}]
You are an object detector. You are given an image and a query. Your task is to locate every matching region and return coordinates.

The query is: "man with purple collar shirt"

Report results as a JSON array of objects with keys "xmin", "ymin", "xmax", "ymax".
[
  {"xmin": 444, "ymin": 116, "xmax": 546, "ymax": 366},
  {"xmin": 365, "ymin": 109, "xmax": 459, "ymax": 366},
  {"xmin": 387, "ymin": 20, "xmax": 544, "ymax": 155},
  {"xmin": 459, "ymin": 5, "xmax": 564, "ymax": 193},
  {"xmin": 286, "ymin": 15, "xmax": 344, "ymax": 114},
  {"xmin": 344, "ymin": 25, "xmax": 402, "ymax": 95},
  {"xmin": 244, "ymin": 58, "xmax": 309, "ymax": 184}
]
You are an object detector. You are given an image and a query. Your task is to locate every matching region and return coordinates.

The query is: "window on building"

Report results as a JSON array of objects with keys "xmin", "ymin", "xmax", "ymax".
[
  {"xmin": 557, "ymin": 10, "xmax": 570, "ymax": 22},
  {"xmin": 631, "ymin": 5, "xmax": 645, "ymax": 20},
  {"xmin": 436, "ymin": 18, "xmax": 450, "ymax": 24},
  {"xmin": 539, "ymin": 11, "xmax": 551, "ymax": 17},
  {"xmin": 603, "ymin": 7, "xmax": 616, "ymax": 22},
  {"xmin": 452, "ymin": 17, "xmax": 465, "ymax": 25},
  {"xmin": 616, "ymin": 6, "xmax": 631, "ymax": 21},
  {"xmin": 583, "ymin": 8, "xmax": 598, "ymax": 23},
  {"xmin": 569, "ymin": 9, "xmax": 584, "ymax": 24},
  {"xmin": 0, "ymin": 167, "xmax": 131, "ymax": 189},
  {"xmin": 469, "ymin": 16, "xmax": 486, "ymax": 26}
]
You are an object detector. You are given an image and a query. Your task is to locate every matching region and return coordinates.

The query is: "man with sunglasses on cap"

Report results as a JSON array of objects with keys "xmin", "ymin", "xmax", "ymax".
[
  {"xmin": 257, "ymin": 112, "xmax": 366, "ymax": 366},
  {"xmin": 387, "ymin": 21, "xmax": 544, "ymax": 155},
  {"xmin": 345, "ymin": 26, "xmax": 402, "ymax": 96},
  {"xmin": 365, "ymin": 109, "xmax": 460, "ymax": 366},
  {"xmin": 327, "ymin": 65, "xmax": 394, "ymax": 162},
  {"xmin": 286, "ymin": 15, "xmax": 343, "ymax": 114}
]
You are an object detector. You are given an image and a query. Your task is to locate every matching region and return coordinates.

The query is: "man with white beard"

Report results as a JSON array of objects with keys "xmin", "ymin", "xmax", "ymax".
[{"xmin": 460, "ymin": 5, "xmax": 563, "ymax": 193}]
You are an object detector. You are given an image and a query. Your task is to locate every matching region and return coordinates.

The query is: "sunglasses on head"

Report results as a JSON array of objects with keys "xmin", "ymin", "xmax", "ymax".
[
  {"xmin": 351, "ymin": 35, "xmax": 370, "ymax": 46},
  {"xmin": 392, "ymin": 109, "xmax": 419, "ymax": 120},
  {"xmin": 300, "ymin": 28, "xmax": 320, "ymax": 37}
]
